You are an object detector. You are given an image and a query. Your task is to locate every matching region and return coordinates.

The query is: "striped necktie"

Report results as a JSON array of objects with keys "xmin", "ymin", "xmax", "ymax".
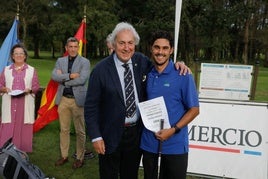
[{"xmin": 122, "ymin": 63, "xmax": 136, "ymax": 117}]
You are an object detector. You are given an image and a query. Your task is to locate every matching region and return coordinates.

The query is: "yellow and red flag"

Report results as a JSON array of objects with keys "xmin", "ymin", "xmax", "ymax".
[
  {"xmin": 64, "ymin": 19, "xmax": 86, "ymax": 56},
  {"xmin": 33, "ymin": 80, "xmax": 59, "ymax": 132},
  {"xmin": 75, "ymin": 19, "xmax": 86, "ymax": 55},
  {"xmin": 33, "ymin": 19, "xmax": 86, "ymax": 133}
]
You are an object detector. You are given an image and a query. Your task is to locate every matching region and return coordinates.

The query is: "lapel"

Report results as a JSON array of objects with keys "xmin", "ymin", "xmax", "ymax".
[
  {"xmin": 62, "ymin": 56, "xmax": 69, "ymax": 73},
  {"xmin": 132, "ymin": 54, "xmax": 141, "ymax": 99},
  {"xmin": 72, "ymin": 55, "xmax": 81, "ymax": 72},
  {"xmin": 106, "ymin": 58, "xmax": 125, "ymax": 104}
]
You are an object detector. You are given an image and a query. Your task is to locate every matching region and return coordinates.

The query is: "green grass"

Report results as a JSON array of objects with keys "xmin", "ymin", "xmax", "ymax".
[
  {"xmin": 30, "ymin": 120, "xmax": 100, "ymax": 179},
  {"xmin": 27, "ymin": 51, "xmax": 59, "ymax": 87},
  {"xmin": 254, "ymin": 67, "xmax": 268, "ymax": 101},
  {"xmin": 24, "ymin": 51, "xmax": 268, "ymax": 179}
]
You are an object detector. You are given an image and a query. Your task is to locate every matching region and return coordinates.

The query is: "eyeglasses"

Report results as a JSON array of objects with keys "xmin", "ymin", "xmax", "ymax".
[{"xmin": 13, "ymin": 53, "xmax": 25, "ymax": 56}]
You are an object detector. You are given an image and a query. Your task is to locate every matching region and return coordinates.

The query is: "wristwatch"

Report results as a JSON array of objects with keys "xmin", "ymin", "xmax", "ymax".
[{"xmin": 172, "ymin": 125, "xmax": 181, "ymax": 134}]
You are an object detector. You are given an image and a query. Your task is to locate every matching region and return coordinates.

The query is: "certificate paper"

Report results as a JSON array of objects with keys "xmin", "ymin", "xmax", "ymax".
[{"xmin": 138, "ymin": 96, "xmax": 170, "ymax": 132}]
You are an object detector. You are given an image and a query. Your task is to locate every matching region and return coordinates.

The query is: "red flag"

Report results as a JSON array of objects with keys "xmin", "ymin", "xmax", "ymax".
[
  {"xmin": 33, "ymin": 80, "xmax": 59, "ymax": 132},
  {"xmin": 33, "ymin": 19, "xmax": 86, "ymax": 133},
  {"xmin": 64, "ymin": 20, "xmax": 86, "ymax": 56}
]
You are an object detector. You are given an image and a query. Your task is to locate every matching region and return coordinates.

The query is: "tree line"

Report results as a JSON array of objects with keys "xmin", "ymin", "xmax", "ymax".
[{"xmin": 0, "ymin": 0, "xmax": 267, "ymax": 66}]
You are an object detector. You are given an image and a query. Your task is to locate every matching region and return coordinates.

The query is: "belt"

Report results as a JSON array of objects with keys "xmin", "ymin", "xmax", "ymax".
[
  {"xmin": 124, "ymin": 122, "xmax": 137, "ymax": 128},
  {"xmin": 63, "ymin": 94, "xmax": 75, "ymax": 98}
]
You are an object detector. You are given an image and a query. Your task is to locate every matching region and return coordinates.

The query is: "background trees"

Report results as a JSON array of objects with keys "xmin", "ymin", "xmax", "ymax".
[{"xmin": 0, "ymin": 0, "xmax": 268, "ymax": 66}]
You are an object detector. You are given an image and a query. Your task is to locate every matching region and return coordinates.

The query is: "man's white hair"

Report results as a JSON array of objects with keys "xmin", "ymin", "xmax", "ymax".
[{"xmin": 110, "ymin": 22, "xmax": 140, "ymax": 45}]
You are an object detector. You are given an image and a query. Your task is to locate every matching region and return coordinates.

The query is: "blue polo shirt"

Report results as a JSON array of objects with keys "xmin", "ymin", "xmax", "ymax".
[{"xmin": 140, "ymin": 60, "xmax": 199, "ymax": 154}]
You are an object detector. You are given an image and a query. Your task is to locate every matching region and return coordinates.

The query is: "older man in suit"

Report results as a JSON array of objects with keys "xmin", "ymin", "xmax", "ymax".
[
  {"xmin": 52, "ymin": 37, "xmax": 90, "ymax": 169},
  {"xmin": 84, "ymin": 22, "xmax": 189, "ymax": 179}
]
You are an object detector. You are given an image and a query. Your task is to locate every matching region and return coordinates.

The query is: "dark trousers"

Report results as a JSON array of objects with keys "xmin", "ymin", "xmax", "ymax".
[
  {"xmin": 99, "ymin": 125, "xmax": 142, "ymax": 179},
  {"xmin": 142, "ymin": 150, "xmax": 188, "ymax": 179}
]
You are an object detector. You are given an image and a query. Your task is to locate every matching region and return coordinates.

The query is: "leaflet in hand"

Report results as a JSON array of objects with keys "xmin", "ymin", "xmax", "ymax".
[{"xmin": 8, "ymin": 90, "xmax": 24, "ymax": 96}]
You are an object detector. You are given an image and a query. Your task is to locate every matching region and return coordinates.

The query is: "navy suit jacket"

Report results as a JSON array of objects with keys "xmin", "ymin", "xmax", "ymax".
[{"xmin": 84, "ymin": 52, "xmax": 152, "ymax": 154}]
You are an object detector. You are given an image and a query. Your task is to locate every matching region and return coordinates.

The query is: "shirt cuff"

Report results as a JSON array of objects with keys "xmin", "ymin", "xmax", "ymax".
[{"xmin": 92, "ymin": 137, "xmax": 103, "ymax": 142}]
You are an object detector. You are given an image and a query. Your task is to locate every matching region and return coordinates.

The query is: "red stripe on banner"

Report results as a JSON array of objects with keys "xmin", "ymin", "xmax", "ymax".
[
  {"xmin": 189, "ymin": 144, "xmax": 240, "ymax": 153},
  {"xmin": 200, "ymin": 87, "xmax": 224, "ymax": 91}
]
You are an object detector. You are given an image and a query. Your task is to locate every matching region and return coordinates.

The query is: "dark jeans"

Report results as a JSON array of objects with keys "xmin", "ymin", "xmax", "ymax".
[
  {"xmin": 142, "ymin": 150, "xmax": 188, "ymax": 179},
  {"xmin": 99, "ymin": 125, "xmax": 142, "ymax": 179}
]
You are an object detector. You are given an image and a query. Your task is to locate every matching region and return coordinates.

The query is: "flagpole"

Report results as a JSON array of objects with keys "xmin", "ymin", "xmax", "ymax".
[
  {"xmin": 174, "ymin": 0, "xmax": 182, "ymax": 63},
  {"xmin": 16, "ymin": 3, "xmax": 19, "ymax": 20},
  {"xmin": 83, "ymin": 5, "xmax": 87, "ymax": 58},
  {"xmin": 16, "ymin": 3, "xmax": 20, "ymax": 39}
]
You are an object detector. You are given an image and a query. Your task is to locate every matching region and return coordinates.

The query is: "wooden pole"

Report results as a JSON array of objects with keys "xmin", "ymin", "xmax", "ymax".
[
  {"xmin": 16, "ymin": 2, "xmax": 20, "ymax": 39},
  {"xmin": 194, "ymin": 58, "xmax": 200, "ymax": 89},
  {"xmin": 250, "ymin": 61, "xmax": 260, "ymax": 100},
  {"xmin": 83, "ymin": 5, "xmax": 87, "ymax": 58}
]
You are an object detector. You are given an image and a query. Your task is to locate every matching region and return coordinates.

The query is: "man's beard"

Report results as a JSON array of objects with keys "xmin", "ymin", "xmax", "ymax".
[{"xmin": 154, "ymin": 54, "xmax": 169, "ymax": 66}]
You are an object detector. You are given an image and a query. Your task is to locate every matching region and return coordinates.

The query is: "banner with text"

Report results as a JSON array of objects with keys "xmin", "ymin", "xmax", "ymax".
[{"xmin": 188, "ymin": 99, "xmax": 268, "ymax": 179}]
